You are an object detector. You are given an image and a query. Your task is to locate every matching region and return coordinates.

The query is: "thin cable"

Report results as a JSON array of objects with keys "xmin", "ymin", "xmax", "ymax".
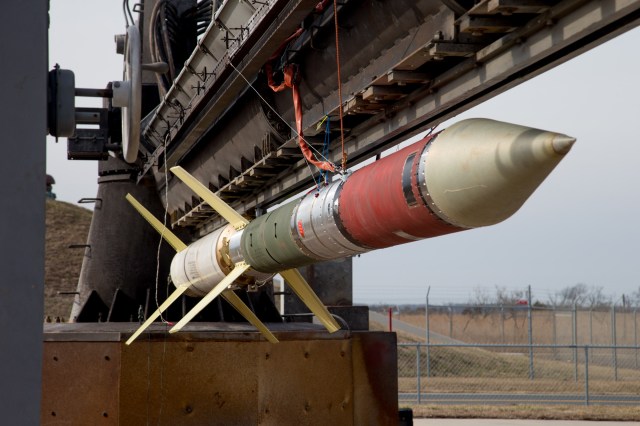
[
  {"xmin": 333, "ymin": 0, "xmax": 347, "ymax": 170},
  {"xmin": 227, "ymin": 60, "xmax": 339, "ymax": 171},
  {"xmin": 123, "ymin": 0, "xmax": 130, "ymax": 27},
  {"xmin": 154, "ymin": 134, "xmax": 171, "ymax": 324},
  {"xmin": 126, "ymin": 0, "xmax": 135, "ymax": 25}
]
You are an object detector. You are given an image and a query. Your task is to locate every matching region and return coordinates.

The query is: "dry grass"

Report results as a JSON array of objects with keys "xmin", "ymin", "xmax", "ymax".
[
  {"xmin": 408, "ymin": 404, "xmax": 640, "ymax": 421},
  {"xmin": 398, "ymin": 310, "xmax": 639, "ymax": 346},
  {"xmin": 44, "ymin": 199, "xmax": 92, "ymax": 319}
]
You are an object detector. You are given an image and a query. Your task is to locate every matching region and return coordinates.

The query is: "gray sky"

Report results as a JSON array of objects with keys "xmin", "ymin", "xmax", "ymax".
[{"xmin": 48, "ymin": 2, "xmax": 640, "ymax": 306}]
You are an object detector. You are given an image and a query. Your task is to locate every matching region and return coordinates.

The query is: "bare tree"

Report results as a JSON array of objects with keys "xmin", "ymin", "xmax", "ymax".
[
  {"xmin": 586, "ymin": 286, "xmax": 612, "ymax": 308},
  {"xmin": 548, "ymin": 283, "xmax": 612, "ymax": 308},
  {"xmin": 631, "ymin": 287, "xmax": 640, "ymax": 307},
  {"xmin": 494, "ymin": 286, "xmax": 526, "ymax": 305}
]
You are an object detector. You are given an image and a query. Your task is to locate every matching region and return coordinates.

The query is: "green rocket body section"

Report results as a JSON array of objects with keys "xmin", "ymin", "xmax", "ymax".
[{"xmin": 241, "ymin": 200, "xmax": 316, "ymax": 273}]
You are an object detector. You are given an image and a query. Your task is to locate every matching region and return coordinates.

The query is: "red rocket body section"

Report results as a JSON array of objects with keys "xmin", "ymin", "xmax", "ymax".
[{"xmin": 338, "ymin": 134, "xmax": 461, "ymax": 249}]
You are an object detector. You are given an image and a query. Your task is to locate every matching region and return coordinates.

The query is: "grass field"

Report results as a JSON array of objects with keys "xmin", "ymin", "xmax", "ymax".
[
  {"xmin": 44, "ymin": 199, "xmax": 92, "ymax": 319},
  {"xmin": 398, "ymin": 309, "xmax": 640, "ymax": 346}
]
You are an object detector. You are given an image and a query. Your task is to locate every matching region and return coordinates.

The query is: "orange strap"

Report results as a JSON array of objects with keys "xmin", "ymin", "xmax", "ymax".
[{"xmin": 266, "ymin": 61, "xmax": 334, "ymax": 172}]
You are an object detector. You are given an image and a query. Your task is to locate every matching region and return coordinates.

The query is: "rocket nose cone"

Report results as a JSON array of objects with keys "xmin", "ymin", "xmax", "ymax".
[
  {"xmin": 552, "ymin": 135, "xmax": 576, "ymax": 155},
  {"xmin": 423, "ymin": 118, "xmax": 575, "ymax": 229}
]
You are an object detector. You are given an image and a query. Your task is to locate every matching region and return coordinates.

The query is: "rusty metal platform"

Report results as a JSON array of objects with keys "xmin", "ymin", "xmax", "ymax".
[{"xmin": 42, "ymin": 323, "xmax": 397, "ymax": 425}]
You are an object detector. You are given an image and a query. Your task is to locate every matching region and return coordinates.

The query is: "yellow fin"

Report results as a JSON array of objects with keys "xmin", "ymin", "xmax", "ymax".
[
  {"xmin": 221, "ymin": 291, "xmax": 279, "ymax": 343},
  {"xmin": 170, "ymin": 166, "xmax": 249, "ymax": 230},
  {"xmin": 170, "ymin": 263, "xmax": 251, "ymax": 333},
  {"xmin": 125, "ymin": 284, "xmax": 189, "ymax": 345},
  {"xmin": 125, "ymin": 193, "xmax": 187, "ymax": 252},
  {"xmin": 280, "ymin": 269, "xmax": 340, "ymax": 333}
]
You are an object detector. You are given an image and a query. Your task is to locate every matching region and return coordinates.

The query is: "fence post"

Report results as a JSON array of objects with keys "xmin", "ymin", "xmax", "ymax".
[
  {"xmin": 573, "ymin": 303, "xmax": 578, "ymax": 382},
  {"xmin": 527, "ymin": 285, "xmax": 534, "ymax": 380},
  {"xmin": 501, "ymin": 304, "xmax": 505, "ymax": 344},
  {"xmin": 612, "ymin": 305, "xmax": 618, "ymax": 381},
  {"xmin": 416, "ymin": 344, "xmax": 421, "ymax": 404},
  {"xmin": 448, "ymin": 305, "xmax": 453, "ymax": 338},
  {"xmin": 584, "ymin": 345, "xmax": 590, "ymax": 406},
  {"xmin": 552, "ymin": 306, "xmax": 558, "ymax": 359},
  {"xmin": 589, "ymin": 308, "xmax": 593, "ymax": 345},
  {"xmin": 634, "ymin": 308, "xmax": 638, "ymax": 369},
  {"xmin": 426, "ymin": 289, "xmax": 431, "ymax": 378}
]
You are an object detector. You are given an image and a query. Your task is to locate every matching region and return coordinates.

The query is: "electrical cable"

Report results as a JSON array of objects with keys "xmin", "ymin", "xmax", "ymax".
[
  {"xmin": 228, "ymin": 60, "xmax": 339, "ymax": 172},
  {"xmin": 332, "ymin": 0, "xmax": 347, "ymax": 171},
  {"xmin": 123, "ymin": 0, "xmax": 130, "ymax": 27},
  {"xmin": 125, "ymin": 0, "xmax": 135, "ymax": 26}
]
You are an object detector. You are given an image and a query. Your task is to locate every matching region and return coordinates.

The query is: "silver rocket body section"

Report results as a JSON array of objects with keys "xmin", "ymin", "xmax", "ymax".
[{"xmin": 291, "ymin": 181, "xmax": 368, "ymax": 260}]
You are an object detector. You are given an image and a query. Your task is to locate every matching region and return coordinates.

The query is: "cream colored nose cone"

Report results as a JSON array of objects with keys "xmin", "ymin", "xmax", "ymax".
[
  {"xmin": 552, "ymin": 135, "xmax": 576, "ymax": 155},
  {"xmin": 423, "ymin": 118, "xmax": 575, "ymax": 228}
]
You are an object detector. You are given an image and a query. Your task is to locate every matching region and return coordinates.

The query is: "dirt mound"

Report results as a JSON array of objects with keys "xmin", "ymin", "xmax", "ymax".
[{"xmin": 45, "ymin": 199, "xmax": 92, "ymax": 320}]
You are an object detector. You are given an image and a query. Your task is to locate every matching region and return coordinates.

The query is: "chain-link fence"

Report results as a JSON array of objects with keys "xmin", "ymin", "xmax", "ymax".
[
  {"xmin": 388, "ymin": 300, "xmax": 640, "ymax": 405},
  {"xmin": 422, "ymin": 305, "xmax": 640, "ymax": 347},
  {"xmin": 398, "ymin": 343, "xmax": 640, "ymax": 405}
]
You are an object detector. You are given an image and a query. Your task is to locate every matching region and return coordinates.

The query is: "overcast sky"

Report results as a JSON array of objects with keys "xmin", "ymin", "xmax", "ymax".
[{"xmin": 48, "ymin": 1, "xmax": 640, "ymax": 306}]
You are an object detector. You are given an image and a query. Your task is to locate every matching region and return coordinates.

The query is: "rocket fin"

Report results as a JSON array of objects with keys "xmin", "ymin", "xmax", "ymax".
[
  {"xmin": 125, "ymin": 193, "xmax": 187, "ymax": 252},
  {"xmin": 170, "ymin": 262, "xmax": 251, "ymax": 333},
  {"xmin": 125, "ymin": 283, "xmax": 190, "ymax": 345},
  {"xmin": 280, "ymin": 269, "xmax": 340, "ymax": 333},
  {"xmin": 170, "ymin": 166, "xmax": 249, "ymax": 230},
  {"xmin": 221, "ymin": 291, "xmax": 279, "ymax": 343}
]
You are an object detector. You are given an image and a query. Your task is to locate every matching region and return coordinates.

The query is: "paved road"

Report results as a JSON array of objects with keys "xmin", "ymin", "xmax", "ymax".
[
  {"xmin": 370, "ymin": 311, "xmax": 463, "ymax": 343},
  {"xmin": 413, "ymin": 420, "xmax": 632, "ymax": 425}
]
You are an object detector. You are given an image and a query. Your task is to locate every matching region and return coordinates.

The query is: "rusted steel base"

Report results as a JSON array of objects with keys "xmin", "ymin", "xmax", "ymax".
[{"xmin": 42, "ymin": 323, "xmax": 397, "ymax": 425}]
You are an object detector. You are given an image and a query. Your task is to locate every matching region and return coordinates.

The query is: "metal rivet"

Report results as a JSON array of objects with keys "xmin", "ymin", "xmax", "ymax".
[
  {"xmin": 185, "ymin": 405, "xmax": 193, "ymax": 414},
  {"xmin": 104, "ymin": 355, "xmax": 110, "ymax": 361},
  {"xmin": 265, "ymin": 353, "xmax": 270, "ymax": 360},
  {"xmin": 53, "ymin": 356, "xmax": 58, "ymax": 361},
  {"xmin": 102, "ymin": 412, "xmax": 108, "ymax": 418},
  {"xmin": 304, "ymin": 352, "xmax": 310, "ymax": 358}
]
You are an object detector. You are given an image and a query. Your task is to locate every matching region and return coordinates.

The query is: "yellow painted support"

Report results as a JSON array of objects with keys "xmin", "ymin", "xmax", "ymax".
[
  {"xmin": 170, "ymin": 166, "xmax": 249, "ymax": 230},
  {"xmin": 125, "ymin": 284, "xmax": 190, "ymax": 345},
  {"xmin": 125, "ymin": 193, "xmax": 188, "ymax": 252},
  {"xmin": 280, "ymin": 269, "xmax": 340, "ymax": 333},
  {"xmin": 221, "ymin": 291, "xmax": 279, "ymax": 343},
  {"xmin": 170, "ymin": 263, "xmax": 251, "ymax": 333}
]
